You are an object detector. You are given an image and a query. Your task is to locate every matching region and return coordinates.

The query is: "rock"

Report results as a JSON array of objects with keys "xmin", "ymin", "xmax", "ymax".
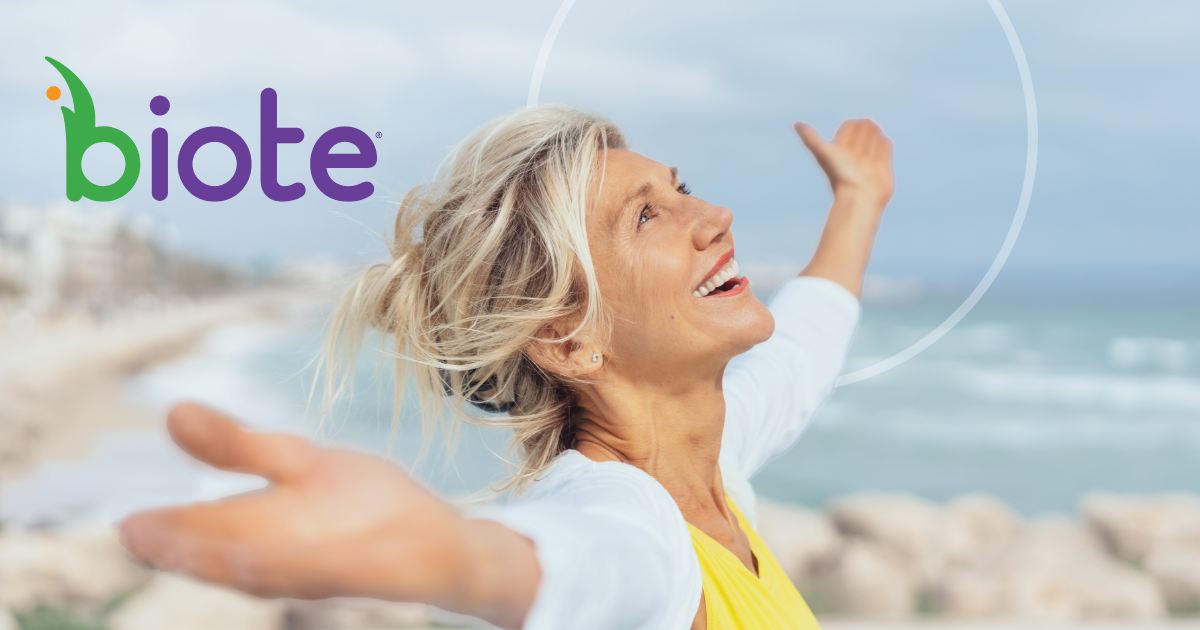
[
  {"xmin": 108, "ymin": 573, "xmax": 285, "ymax": 630},
  {"xmin": 809, "ymin": 538, "xmax": 918, "ymax": 618},
  {"xmin": 286, "ymin": 598, "xmax": 431, "ymax": 629},
  {"xmin": 828, "ymin": 493, "xmax": 946, "ymax": 582},
  {"xmin": 1081, "ymin": 492, "xmax": 1200, "ymax": 563},
  {"xmin": 0, "ymin": 607, "xmax": 15, "ymax": 630},
  {"xmin": 930, "ymin": 565, "xmax": 1003, "ymax": 617},
  {"xmin": 930, "ymin": 516, "xmax": 1166, "ymax": 620},
  {"xmin": 830, "ymin": 492, "xmax": 960, "ymax": 585},
  {"xmin": 1144, "ymin": 543, "xmax": 1200, "ymax": 613},
  {"xmin": 944, "ymin": 494, "xmax": 1021, "ymax": 552},
  {"xmin": 0, "ymin": 525, "xmax": 150, "ymax": 611},
  {"xmin": 755, "ymin": 499, "xmax": 841, "ymax": 586}
]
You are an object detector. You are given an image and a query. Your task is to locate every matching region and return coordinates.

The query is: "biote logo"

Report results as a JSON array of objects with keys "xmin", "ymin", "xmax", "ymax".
[{"xmin": 45, "ymin": 56, "xmax": 377, "ymax": 203}]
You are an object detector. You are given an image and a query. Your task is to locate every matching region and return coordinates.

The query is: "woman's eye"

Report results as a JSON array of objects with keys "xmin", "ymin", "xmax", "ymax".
[
  {"xmin": 638, "ymin": 204, "xmax": 653, "ymax": 225},
  {"xmin": 678, "ymin": 182, "xmax": 691, "ymax": 195}
]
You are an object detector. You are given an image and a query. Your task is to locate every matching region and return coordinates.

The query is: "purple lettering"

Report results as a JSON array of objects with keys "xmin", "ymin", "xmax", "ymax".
[
  {"xmin": 310, "ymin": 127, "xmax": 376, "ymax": 202},
  {"xmin": 150, "ymin": 96, "xmax": 169, "ymax": 201},
  {"xmin": 260, "ymin": 88, "xmax": 305, "ymax": 201},
  {"xmin": 178, "ymin": 126, "xmax": 252, "ymax": 202}
]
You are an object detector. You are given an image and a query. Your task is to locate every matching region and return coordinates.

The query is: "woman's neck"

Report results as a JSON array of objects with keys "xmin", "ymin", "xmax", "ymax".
[
  {"xmin": 570, "ymin": 364, "xmax": 759, "ymax": 577},
  {"xmin": 571, "ymin": 369, "xmax": 730, "ymax": 517}
]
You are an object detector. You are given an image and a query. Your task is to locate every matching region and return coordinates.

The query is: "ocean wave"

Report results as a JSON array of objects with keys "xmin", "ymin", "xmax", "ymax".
[
  {"xmin": 958, "ymin": 367, "xmax": 1200, "ymax": 412},
  {"xmin": 869, "ymin": 413, "xmax": 1200, "ymax": 449},
  {"xmin": 126, "ymin": 321, "xmax": 309, "ymax": 431},
  {"xmin": 1108, "ymin": 336, "xmax": 1192, "ymax": 371}
]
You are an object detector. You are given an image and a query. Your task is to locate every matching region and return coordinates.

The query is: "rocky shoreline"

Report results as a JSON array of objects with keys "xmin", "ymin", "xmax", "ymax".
[
  {"xmin": 757, "ymin": 492, "xmax": 1200, "ymax": 622},
  {"xmin": 3, "ymin": 491, "xmax": 1199, "ymax": 630},
  {"xmin": 2, "ymin": 293, "xmax": 1198, "ymax": 629}
]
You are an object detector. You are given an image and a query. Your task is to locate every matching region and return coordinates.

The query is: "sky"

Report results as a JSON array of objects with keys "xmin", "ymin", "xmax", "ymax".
[{"xmin": 1, "ymin": 0, "xmax": 1198, "ymax": 284}]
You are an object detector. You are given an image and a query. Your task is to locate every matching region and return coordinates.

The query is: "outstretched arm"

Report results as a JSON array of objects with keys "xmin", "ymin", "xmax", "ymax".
[
  {"xmin": 795, "ymin": 119, "xmax": 894, "ymax": 297},
  {"xmin": 119, "ymin": 404, "xmax": 539, "ymax": 630},
  {"xmin": 720, "ymin": 120, "xmax": 891, "ymax": 481}
]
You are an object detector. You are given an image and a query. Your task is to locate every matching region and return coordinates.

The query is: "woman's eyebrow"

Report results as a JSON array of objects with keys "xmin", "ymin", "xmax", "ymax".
[
  {"xmin": 613, "ymin": 166, "xmax": 678, "ymax": 228},
  {"xmin": 617, "ymin": 182, "xmax": 654, "ymax": 220}
]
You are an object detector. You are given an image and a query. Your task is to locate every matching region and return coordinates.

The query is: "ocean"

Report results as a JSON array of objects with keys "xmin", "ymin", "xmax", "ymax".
[
  {"xmin": 5, "ymin": 269, "xmax": 1198, "ymax": 525},
  {"xmin": 756, "ymin": 284, "xmax": 1200, "ymax": 515},
  {"xmin": 158, "ymin": 271, "xmax": 1200, "ymax": 516}
]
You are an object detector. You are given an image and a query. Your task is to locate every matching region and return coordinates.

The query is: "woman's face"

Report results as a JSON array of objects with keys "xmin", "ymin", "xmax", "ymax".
[{"xmin": 587, "ymin": 149, "xmax": 775, "ymax": 379}]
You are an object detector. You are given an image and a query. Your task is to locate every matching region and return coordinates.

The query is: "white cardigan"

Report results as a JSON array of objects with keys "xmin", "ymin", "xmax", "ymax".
[{"xmin": 476, "ymin": 277, "xmax": 861, "ymax": 630}]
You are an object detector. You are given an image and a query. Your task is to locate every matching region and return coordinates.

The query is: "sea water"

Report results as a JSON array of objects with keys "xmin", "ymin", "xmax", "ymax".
[
  {"xmin": 6, "ymin": 272, "xmax": 1197, "ymax": 525},
  {"xmin": 154, "ymin": 274, "xmax": 1198, "ymax": 516},
  {"xmin": 756, "ymin": 287, "xmax": 1200, "ymax": 515}
]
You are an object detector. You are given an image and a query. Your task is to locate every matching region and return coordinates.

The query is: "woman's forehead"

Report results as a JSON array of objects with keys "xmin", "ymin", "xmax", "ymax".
[
  {"xmin": 603, "ymin": 149, "xmax": 674, "ymax": 179},
  {"xmin": 597, "ymin": 150, "xmax": 678, "ymax": 209}
]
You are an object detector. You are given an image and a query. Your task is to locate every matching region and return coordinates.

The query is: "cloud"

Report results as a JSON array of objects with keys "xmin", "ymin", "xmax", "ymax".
[{"xmin": 1, "ymin": 0, "xmax": 423, "ymax": 96}]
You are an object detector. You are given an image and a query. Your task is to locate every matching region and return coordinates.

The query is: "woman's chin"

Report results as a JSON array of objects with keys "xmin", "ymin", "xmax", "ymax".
[{"xmin": 714, "ymin": 300, "xmax": 776, "ymax": 354}]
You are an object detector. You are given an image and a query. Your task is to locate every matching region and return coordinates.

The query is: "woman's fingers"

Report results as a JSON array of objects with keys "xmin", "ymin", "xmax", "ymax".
[
  {"xmin": 120, "ymin": 508, "xmax": 282, "ymax": 595},
  {"xmin": 834, "ymin": 120, "xmax": 862, "ymax": 153},
  {"xmin": 793, "ymin": 121, "xmax": 827, "ymax": 156},
  {"xmin": 867, "ymin": 131, "xmax": 892, "ymax": 161},
  {"xmin": 794, "ymin": 121, "xmax": 845, "ymax": 180},
  {"xmin": 120, "ymin": 506, "xmax": 226, "ymax": 573},
  {"xmin": 167, "ymin": 403, "xmax": 316, "ymax": 483}
]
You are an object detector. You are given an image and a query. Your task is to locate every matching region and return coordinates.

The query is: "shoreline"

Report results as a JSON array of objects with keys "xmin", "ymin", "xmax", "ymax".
[
  {"xmin": 0, "ymin": 291, "xmax": 294, "ymax": 485},
  {"xmin": 2, "ymin": 289, "xmax": 1199, "ymax": 628}
]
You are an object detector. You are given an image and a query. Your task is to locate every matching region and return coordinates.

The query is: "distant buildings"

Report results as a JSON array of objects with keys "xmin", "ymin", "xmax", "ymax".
[{"xmin": 0, "ymin": 202, "xmax": 230, "ymax": 316}]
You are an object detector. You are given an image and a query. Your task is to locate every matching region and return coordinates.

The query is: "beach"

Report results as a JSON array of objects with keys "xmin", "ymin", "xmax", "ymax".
[
  {"xmin": 0, "ymin": 296, "xmax": 283, "ymax": 484},
  {"xmin": 2, "ymin": 283, "xmax": 1200, "ymax": 629}
]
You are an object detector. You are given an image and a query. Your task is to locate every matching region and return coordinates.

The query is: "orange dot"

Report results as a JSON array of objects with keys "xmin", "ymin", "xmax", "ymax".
[{"xmin": 46, "ymin": 86, "xmax": 61, "ymax": 101}]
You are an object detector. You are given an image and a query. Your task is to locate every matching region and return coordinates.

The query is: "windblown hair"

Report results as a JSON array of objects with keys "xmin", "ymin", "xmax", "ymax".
[{"xmin": 321, "ymin": 104, "xmax": 626, "ymax": 492}]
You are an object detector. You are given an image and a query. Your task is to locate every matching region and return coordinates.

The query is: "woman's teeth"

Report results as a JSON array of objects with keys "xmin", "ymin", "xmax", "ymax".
[{"xmin": 693, "ymin": 259, "xmax": 740, "ymax": 297}]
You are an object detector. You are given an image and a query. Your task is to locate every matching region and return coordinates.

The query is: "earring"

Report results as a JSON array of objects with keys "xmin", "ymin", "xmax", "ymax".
[{"xmin": 591, "ymin": 353, "xmax": 601, "ymax": 364}]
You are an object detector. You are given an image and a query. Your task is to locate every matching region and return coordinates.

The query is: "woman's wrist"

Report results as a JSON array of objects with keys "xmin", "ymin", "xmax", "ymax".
[{"xmin": 830, "ymin": 184, "xmax": 887, "ymax": 222}]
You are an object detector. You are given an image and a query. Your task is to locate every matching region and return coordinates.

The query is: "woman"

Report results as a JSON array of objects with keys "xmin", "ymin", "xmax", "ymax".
[{"xmin": 120, "ymin": 105, "xmax": 893, "ymax": 629}]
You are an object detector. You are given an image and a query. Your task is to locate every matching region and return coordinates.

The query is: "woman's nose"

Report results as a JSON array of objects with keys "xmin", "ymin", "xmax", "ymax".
[{"xmin": 692, "ymin": 200, "xmax": 734, "ymax": 250}]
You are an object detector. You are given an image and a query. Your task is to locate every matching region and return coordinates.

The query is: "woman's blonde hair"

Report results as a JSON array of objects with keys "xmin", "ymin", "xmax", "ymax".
[{"xmin": 322, "ymin": 104, "xmax": 626, "ymax": 491}]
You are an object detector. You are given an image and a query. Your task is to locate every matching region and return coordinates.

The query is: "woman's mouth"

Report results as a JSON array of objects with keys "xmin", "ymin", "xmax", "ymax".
[{"xmin": 693, "ymin": 258, "xmax": 743, "ymax": 298}]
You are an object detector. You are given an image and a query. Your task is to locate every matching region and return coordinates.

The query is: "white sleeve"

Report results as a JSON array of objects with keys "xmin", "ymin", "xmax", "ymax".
[
  {"xmin": 472, "ymin": 456, "xmax": 700, "ymax": 630},
  {"xmin": 721, "ymin": 276, "xmax": 860, "ymax": 481}
]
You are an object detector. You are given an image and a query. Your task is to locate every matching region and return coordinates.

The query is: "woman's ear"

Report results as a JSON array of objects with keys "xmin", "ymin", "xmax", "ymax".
[{"xmin": 526, "ymin": 321, "xmax": 605, "ymax": 378}]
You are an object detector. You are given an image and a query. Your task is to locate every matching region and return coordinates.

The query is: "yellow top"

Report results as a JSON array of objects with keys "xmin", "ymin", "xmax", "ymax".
[{"xmin": 687, "ymin": 498, "xmax": 822, "ymax": 630}]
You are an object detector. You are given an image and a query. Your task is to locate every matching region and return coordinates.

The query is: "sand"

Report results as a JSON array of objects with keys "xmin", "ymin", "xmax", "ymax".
[{"xmin": 0, "ymin": 293, "xmax": 288, "ymax": 485}]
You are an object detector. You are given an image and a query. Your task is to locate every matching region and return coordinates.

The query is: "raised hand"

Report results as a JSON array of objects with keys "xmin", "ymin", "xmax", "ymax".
[
  {"xmin": 794, "ymin": 119, "xmax": 896, "ymax": 298},
  {"xmin": 795, "ymin": 119, "xmax": 894, "ymax": 211},
  {"xmin": 119, "ymin": 403, "xmax": 538, "ymax": 629}
]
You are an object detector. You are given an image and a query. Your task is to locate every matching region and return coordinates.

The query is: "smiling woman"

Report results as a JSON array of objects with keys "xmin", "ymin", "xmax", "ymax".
[{"xmin": 118, "ymin": 103, "xmax": 894, "ymax": 630}]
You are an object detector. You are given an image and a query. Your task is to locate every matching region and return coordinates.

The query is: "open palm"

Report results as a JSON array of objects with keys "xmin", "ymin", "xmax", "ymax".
[
  {"xmin": 795, "ymin": 118, "xmax": 895, "ymax": 209},
  {"xmin": 119, "ymin": 404, "xmax": 470, "ymax": 603}
]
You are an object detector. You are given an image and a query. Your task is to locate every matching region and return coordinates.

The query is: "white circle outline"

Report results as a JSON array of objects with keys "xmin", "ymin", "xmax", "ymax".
[{"xmin": 527, "ymin": 0, "xmax": 1038, "ymax": 387}]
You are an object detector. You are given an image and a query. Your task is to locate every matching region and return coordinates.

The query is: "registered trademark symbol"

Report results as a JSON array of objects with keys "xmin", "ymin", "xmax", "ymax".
[{"xmin": 375, "ymin": 131, "xmax": 382, "ymax": 139}]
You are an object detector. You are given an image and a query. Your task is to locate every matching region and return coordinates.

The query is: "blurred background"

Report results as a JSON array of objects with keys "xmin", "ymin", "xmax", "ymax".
[{"xmin": 1, "ymin": 1, "xmax": 1198, "ymax": 629}]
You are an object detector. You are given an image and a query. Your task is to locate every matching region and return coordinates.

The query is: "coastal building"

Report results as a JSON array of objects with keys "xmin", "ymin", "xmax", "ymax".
[{"xmin": 0, "ymin": 202, "xmax": 161, "ymax": 314}]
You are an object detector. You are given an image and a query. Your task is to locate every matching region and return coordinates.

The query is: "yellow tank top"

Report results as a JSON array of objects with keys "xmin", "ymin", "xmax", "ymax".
[{"xmin": 687, "ymin": 498, "xmax": 822, "ymax": 630}]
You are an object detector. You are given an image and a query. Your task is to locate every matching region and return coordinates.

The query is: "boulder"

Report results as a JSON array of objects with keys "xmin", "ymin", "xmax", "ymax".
[
  {"xmin": 943, "ymin": 494, "xmax": 1021, "ymax": 553},
  {"xmin": 828, "ymin": 493, "xmax": 942, "ymax": 580},
  {"xmin": 808, "ymin": 538, "xmax": 918, "ymax": 618},
  {"xmin": 930, "ymin": 516, "xmax": 1166, "ymax": 620},
  {"xmin": 755, "ymin": 499, "xmax": 841, "ymax": 586},
  {"xmin": 1144, "ymin": 543, "xmax": 1200, "ymax": 613},
  {"xmin": 828, "ymin": 493, "xmax": 1024, "ymax": 582},
  {"xmin": 1081, "ymin": 492, "xmax": 1200, "ymax": 563},
  {"xmin": 108, "ymin": 573, "xmax": 285, "ymax": 630},
  {"xmin": 0, "ymin": 525, "xmax": 150, "ymax": 611},
  {"xmin": 286, "ymin": 598, "xmax": 431, "ymax": 629}
]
